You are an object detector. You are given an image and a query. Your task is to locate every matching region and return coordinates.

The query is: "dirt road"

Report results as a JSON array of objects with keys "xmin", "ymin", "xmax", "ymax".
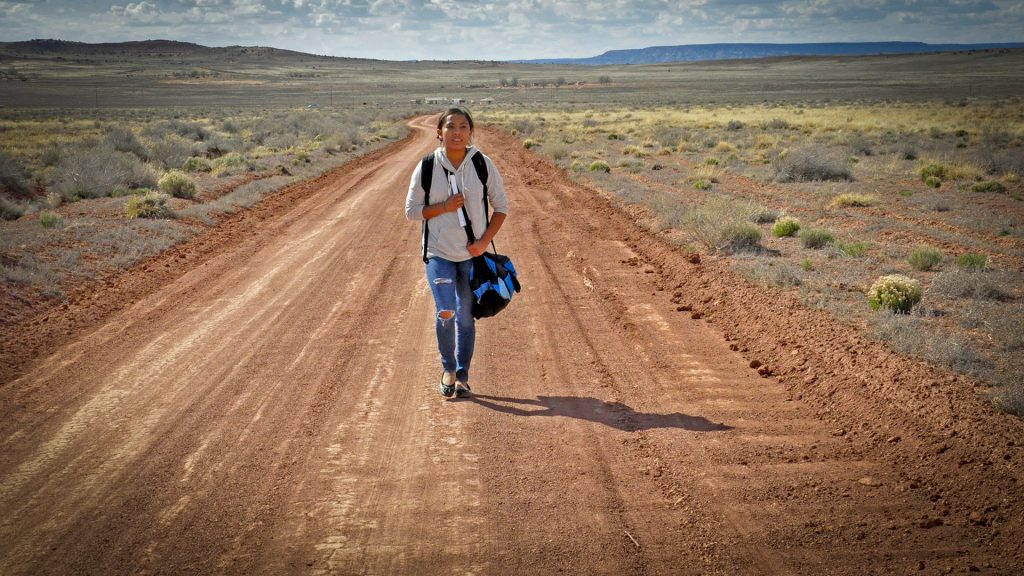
[{"xmin": 1, "ymin": 117, "xmax": 1021, "ymax": 575}]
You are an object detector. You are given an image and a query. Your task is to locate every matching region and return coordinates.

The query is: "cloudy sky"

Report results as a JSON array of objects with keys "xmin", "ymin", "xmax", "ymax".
[{"xmin": 1, "ymin": 0, "xmax": 1021, "ymax": 61}]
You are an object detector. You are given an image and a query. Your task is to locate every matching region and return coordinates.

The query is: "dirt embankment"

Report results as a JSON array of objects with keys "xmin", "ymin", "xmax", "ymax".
[{"xmin": 0, "ymin": 118, "xmax": 1020, "ymax": 575}]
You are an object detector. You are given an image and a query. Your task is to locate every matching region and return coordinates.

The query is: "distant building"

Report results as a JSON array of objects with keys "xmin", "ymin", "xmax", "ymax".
[
  {"xmin": 424, "ymin": 96, "xmax": 446, "ymax": 105},
  {"xmin": 479, "ymin": 97, "xmax": 494, "ymax": 105},
  {"xmin": 450, "ymin": 97, "xmax": 465, "ymax": 104}
]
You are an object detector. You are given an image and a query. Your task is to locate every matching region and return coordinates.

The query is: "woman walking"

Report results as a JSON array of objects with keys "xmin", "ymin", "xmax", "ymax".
[{"xmin": 405, "ymin": 108, "xmax": 509, "ymax": 398}]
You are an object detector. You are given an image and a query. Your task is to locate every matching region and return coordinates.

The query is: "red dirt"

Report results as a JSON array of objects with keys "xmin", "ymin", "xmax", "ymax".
[{"xmin": 0, "ymin": 117, "xmax": 1020, "ymax": 575}]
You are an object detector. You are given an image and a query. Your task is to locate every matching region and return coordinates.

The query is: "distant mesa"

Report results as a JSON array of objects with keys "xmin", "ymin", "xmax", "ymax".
[{"xmin": 516, "ymin": 41, "xmax": 1024, "ymax": 65}]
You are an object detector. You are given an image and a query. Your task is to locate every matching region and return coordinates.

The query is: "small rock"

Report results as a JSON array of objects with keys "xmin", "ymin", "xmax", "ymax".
[
  {"xmin": 919, "ymin": 517, "xmax": 944, "ymax": 529},
  {"xmin": 916, "ymin": 560, "xmax": 925, "ymax": 571},
  {"xmin": 968, "ymin": 511, "xmax": 988, "ymax": 526},
  {"xmin": 887, "ymin": 435, "xmax": 901, "ymax": 444},
  {"xmin": 832, "ymin": 429, "xmax": 847, "ymax": 437},
  {"xmin": 757, "ymin": 366, "xmax": 772, "ymax": 377},
  {"xmin": 690, "ymin": 311, "xmax": 703, "ymax": 319},
  {"xmin": 676, "ymin": 304, "xmax": 692, "ymax": 311},
  {"xmin": 729, "ymin": 343, "xmax": 739, "ymax": 351},
  {"xmin": 804, "ymin": 374, "xmax": 817, "ymax": 384},
  {"xmin": 749, "ymin": 359, "xmax": 763, "ymax": 369},
  {"xmin": 687, "ymin": 253, "xmax": 701, "ymax": 264},
  {"xmin": 858, "ymin": 476, "xmax": 881, "ymax": 487},
  {"xmin": 936, "ymin": 443, "xmax": 950, "ymax": 454}
]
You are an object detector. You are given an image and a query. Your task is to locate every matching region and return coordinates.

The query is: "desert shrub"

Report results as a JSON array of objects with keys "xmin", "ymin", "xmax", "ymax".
[
  {"xmin": 1, "ymin": 196, "xmax": 26, "ymax": 220},
  {"xmin": 705, "ymin": 157, "xmax": 719, "ymax": 166},
  {"xmin": 844, "ymin": 132, "xmax": 873, "ymax": 156},
  {"xmin": 772, "ymin": 216, "xmax": 800, "ymax": 237},
  {"xmin": 991, "ymin": 383, "xmax": 1024, "ymax": 418},
  {"xmin": 0, "ymin": 151, "xmax": 33, "ymax": 196},
  {"xmin": 970, "ymin": 181, "xmax": 1006, "ymax": 193},
  {"xmin": 831, "ymin": 193, "xmax": 877, "ymax": 208},
  {"xmin": 875, "ymin": 311, "xmax": 988, "ymax": 375},
  {"xmin": 182, "ymin": 156, "xmax": 212, "ymax": 173},
  {"xmin": 868, "ymin": 274, "xmax": 922, "ymax": 313},
  {"xmin": 899, "ymin": 143, "xmax": 918, "ymax": 160},
  {"xmin": 956, "ymin": 253, "xmax": 987, "ymax": 270},
  {"xmin": 925, "ymin": 175, "xmax": 941, "ymax": 188},
  {"xmin": 693, "ymin": 179, "xmax": 712, "ymax": 190},
  {"xmin": 588, "ymin": 160, "xmax": 610, "ymax": 173},
  {"xmin": 125, "ymin": 191, "xmax": 172, "ymax": 219},
  {"xmin": 148, "ymin": 134, "xmax": 197, "ymax": 170},
  {"xmin": 748, "ymin": 205, "xmax": 779, "ymax": 224},
  {"xmin": 932, "ymin": 269, "xmax": 1011, "ymax": 301},
  {"xmin": 548, "ymin": 143, "xmax": 569, "ymax": 161},
  {"xmin": 211, "ymin": 152, "xmax": 253, "ymax": 176},
  {"xmin": 773, "ymin": 147, "xmax": 852, "ymax": 182},
  {"xmin": 683, "ymin": 197, "xmax": 763, "ymax": 253},
  {"xmin": 836, "ymin": 241, "xmax": 868, "ymax": 257},
  {"xmin": 104, "ymin": 127, "xmax": 149, "ymax": 160},
  {"xmin": 522, "ymin": 139, "xmax": 539, "ymax": 150},
  {"xmin": 158, "ymin": 171, "xmax": 196, "ymax": 199},
  {"xmin": 762, "ymin": 118, "xmax": 790, "ymax": 130},
  {"xmin": 53, "ymin": 146, "xmax": 156, "ymax": 200},
  {"xmin": 726, "ymin": 120, "xmax": 744, "ymax": 131},
  {"xmin": 908, "ymin": 247, "xmax": 943, "ymax": 271},
  {"xmin": 713, "ymin": 141, "xmax": 737, "ymax": 154},
  {"xmin": 800, "ymin": 228, "xmax": 834, "ymax": 249},
  {"xmin": 39, "ymin": 212, "xmax": 61, "ymax": 228},
  {"xmin": 725, "ymin": 223, "xmax": 762, "ymax": 251},
  {"xmin": 918, "ymin": 158, "xmax": 983, "ymax": 183},
  {"xmin": 621, "ymin": 145, "xmax": 645, "ymax": 157},
  {"xmin": 570, "ymin": 160, "xmax": 584, "ymax": 172}
]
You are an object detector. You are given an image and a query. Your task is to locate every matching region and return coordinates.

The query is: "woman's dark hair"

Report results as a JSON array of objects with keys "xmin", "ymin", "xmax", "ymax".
[{"xmin": 438, "ymin": 107, "xmax": 474, "ymax": 131}]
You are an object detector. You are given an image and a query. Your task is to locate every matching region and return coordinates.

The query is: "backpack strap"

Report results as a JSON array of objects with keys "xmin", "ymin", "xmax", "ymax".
[
  {"xmin": 420, "ymin": 153, "xmax": 434, "ymax": 263},
  {"xmin": 469, "ymin": 151, "xmax": 498, "ymax": 253}
]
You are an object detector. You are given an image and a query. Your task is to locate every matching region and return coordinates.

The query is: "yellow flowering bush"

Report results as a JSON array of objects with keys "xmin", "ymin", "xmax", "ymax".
[{"xmin": 868, "ymin": 274, "xmax": 922, "ymax": 313}]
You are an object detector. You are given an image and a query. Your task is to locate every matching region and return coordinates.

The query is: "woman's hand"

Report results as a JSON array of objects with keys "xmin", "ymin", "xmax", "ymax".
[
  {"xmin": 444, "ymin": 193, "xmax": 464, "ymax": 212},
  {"xmin": 467, "ymin": 239, "xmax": 488, "ymax": 257}
]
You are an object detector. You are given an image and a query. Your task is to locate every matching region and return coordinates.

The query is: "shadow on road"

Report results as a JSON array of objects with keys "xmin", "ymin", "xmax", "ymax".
[{"xmin": 465, "ymin": 394, "xmax": 732, "ymax": 432}]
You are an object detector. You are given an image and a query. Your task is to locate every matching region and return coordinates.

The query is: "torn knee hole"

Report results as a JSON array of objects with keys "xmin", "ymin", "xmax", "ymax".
[
  {"xmin": 433, "ymin": 277, "xmax": 454, "ymax": 285},
  {"xmin": 438, "ymin": 310, "xmax": 455, "ymax": 320}
]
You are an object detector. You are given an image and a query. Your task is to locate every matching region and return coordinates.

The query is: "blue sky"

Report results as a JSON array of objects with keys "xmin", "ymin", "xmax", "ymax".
[{"xmin": 1, "ymin": 1, "xmax": 1021, "ymax": 61}]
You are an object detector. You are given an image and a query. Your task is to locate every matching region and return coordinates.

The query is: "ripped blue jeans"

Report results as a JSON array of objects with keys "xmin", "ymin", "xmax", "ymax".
[{"xmin": 425, "ymin": 256, "xmax": 475, "ymax": 383}]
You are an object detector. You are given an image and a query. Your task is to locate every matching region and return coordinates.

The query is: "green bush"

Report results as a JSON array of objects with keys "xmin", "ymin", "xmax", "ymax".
[
  {"xmin": 125, "ymin": 191, "xmax": 172, "ymax": 219},
  {"xmin": 211, "ymin": 152, "xmax": 253, "ymax": 177},
  {"xmin": 523, "ymin": 139, "xmax": 539, "ymax": 150},
  {"xmin": 925, "ymin": 175, "xmax": 942, "ymax": 188},
  {"xmin": 39, "ymin": 212, "xmax": 61, "ymax": 228},
  {"xmin": 956, "ymin": 253, "xmax": 987, "ymax": 270},
  {"xmin": 868, "ymin": 274, "xmax": 922, "ymax": 313},
  {"xmin": 971, "ymin": 181, "xmax": 1006, "ymax": 193},
  {"xmin": 725, "ymin": 223, "xmax": 762, "ymax": 251},
  {"xmin": 693, "ymin": 179, "xmax": 712, "ymax": 190},
  {"xmin": 919, "ymin": 163, "xmax": 946, "ymax": 182},
  {"xmin": 182, "ymin": 156, "xmax": 212, "ymax": 173},
  {"xmin": 837, "ymin": 241, "xmax": 868, "ymax": 257},
  {"xmin": 800, "ymin": 228, "xmax": 834, "ymax": 249},
  {"xmin": 705, "ymin": 157, "xmax": 719, "ymax": 166},
  {"xmin": 588, "ymin": 160, "xmax": 610, "ymax": 173},
  {"xmin": 772, "ymin": 216, "xmax": 801, "ymax": 237},
  {"xmin": 158, "ymin": 171, "xmax": 196, "ymax": 199},
  {"xmin": 908, "ymin": 247, "xmax": 943, "ymax": 271}
]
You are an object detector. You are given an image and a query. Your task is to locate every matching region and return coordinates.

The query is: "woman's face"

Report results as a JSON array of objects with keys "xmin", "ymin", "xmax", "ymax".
[{"xmin": 439, "ymin": 113, "xmax": 472, "ymax": 151}]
